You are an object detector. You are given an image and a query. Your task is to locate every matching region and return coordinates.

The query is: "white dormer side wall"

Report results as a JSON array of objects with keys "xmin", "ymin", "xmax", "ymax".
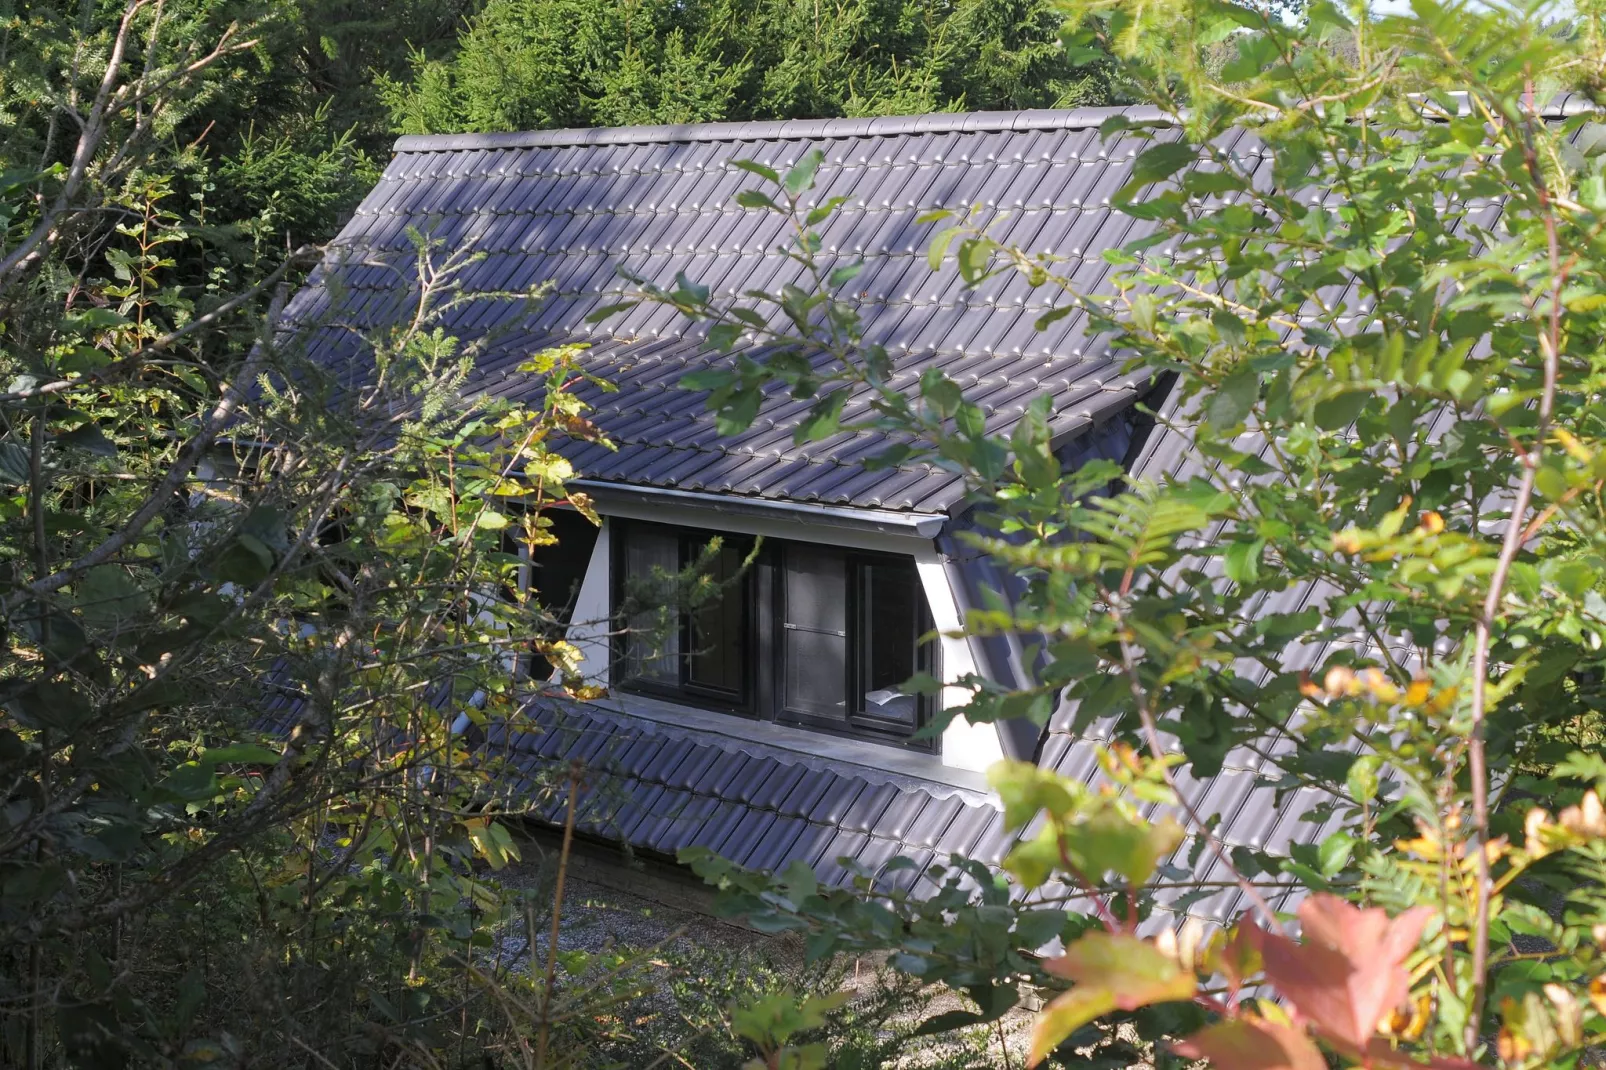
[
  {"xmin": 566, "ymin": 517, "xmax": 614, "ymax": 686},
  {"xmin": 912, "ymin": 545, "xmax": 1005, "ymax": 772}
]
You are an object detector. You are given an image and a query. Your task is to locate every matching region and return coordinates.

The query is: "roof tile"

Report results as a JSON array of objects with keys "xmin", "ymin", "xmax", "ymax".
[{"xmin": 292, "ymin": 110, "xmax": 1160, "ymax": 513}]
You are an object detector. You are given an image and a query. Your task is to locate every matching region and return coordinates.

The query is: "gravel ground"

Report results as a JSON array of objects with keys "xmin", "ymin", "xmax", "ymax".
[{"xmin": 486, "ymin": 842, "xmax": 1049, "ymax": 1068}]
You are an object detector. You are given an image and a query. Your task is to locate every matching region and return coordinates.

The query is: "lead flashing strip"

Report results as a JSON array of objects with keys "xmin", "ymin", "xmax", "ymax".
[{"xmin": 571, "ymin": 478, "xmax": 950, "ymax": 537}]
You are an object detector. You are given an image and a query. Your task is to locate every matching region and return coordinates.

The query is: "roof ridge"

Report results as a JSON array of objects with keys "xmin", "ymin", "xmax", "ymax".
[
  {"xmin": 390, "ymin": 105, "xmax": 1173, "ymax": 154},
  {"xmin": 390, "ymin": 92, "xmax": 1595, "ymax": 156}
]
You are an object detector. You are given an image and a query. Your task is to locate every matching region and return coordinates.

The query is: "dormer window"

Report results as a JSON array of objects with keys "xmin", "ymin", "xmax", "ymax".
[{"xmin": 613, "ymin": 519, "xmax": 937, "ymax": 749}]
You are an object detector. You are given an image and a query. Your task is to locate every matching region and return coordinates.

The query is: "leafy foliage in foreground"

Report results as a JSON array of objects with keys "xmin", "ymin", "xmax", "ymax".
[
  {"xmin": 0, "ymin": 4, "xmax": 1007, "ymax": 1065},
  {"xmin": 588, "ymin": 2, "xmax": 1606, "ymax": 1066},
  {"xmin": 0, "ymin": 1, "xmax": 650, "ymax": 1063}
]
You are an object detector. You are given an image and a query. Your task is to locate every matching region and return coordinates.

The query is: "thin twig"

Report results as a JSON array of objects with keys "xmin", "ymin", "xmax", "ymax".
[
  {"xmin": 1109, "ymin": 610, "xmax": 1282, "ymax": 930},
  {"xmin": 536, "ymin": 760, "xmax": 584, "ymax": 1068},
  {"xmin": 1465, "ymin": 82, "xmax": 1566, "ymax": 1052}
]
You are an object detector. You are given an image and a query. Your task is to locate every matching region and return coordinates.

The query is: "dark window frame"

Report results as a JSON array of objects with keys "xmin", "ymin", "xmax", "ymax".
[
  {"xmin": 850, "ymin": 551, "xmax": 937, "ymax": 739},
  {"xmin": 610, "ymin": 518, "xmax": 938, "ymax": 751},
  {"xmin": 610, "ymin": 522, "xmax": 758, "ymax": 715}
]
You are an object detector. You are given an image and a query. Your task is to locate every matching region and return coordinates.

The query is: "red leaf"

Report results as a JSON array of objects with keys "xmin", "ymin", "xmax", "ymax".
[
  {"xmin": 1299, "ymin": 894, "xmax": 1433, "ymax": 972},
  {"xmin": 1256, "ymin": 894, "xmax": 1434, "ymax": 1051},
  {"xmin": 1173, "ymin": 1016, "xmax": 1326, "ymax": 1070}
]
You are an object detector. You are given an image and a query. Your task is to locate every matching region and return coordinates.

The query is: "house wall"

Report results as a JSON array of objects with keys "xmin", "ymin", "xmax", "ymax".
[
  {"xmin": 566, "ymin": 517, "xmax": 614, "ymax": 685},
  {"xmin": 560, "ymin": 510, "xmax": 1004, "ymax": 774}
]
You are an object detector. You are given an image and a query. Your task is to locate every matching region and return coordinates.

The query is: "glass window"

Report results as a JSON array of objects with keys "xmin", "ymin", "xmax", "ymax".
[
  {"xmin": 612, "ymin": 522, "xmax": 935, "ymax": 749},
  {"xmin": 498, "ymin": 508, "xmax": 599, "ymax": 681},
  {"xmin": 617, "ymin": 522, "xmax": 751, "ymax": 707},
  {"xmin": 687, "ymin": 542, "xmax": 747, "ymax": 697},
  {"xmin": 857, "ymin": 559, "xmax": 921, "ymax": 730},
  {"xmin": 781, "ymin": 546, "xmax": 847, "ymax": 720},
  {"xmin": 622, "ymin": 526, "xmax": 680, "ymax": 685}
]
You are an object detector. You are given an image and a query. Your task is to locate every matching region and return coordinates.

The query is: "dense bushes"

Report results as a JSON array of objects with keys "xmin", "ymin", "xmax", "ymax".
[{"xmin": 609, "ymin": 2, "xmax": 1606, "ymax": 1065}]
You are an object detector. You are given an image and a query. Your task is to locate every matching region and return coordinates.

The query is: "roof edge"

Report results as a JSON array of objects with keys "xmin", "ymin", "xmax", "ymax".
[
  {"xmin": 391, "ymin": 92, "xmax": 1596, "ymax": 155},
  {"xmin": 571, "ymin": 478, "xmax": 951, "ymax": 536},
  {"xmin": 391, "ymin": 105, "xmax": 1173, "ymax": 154}
]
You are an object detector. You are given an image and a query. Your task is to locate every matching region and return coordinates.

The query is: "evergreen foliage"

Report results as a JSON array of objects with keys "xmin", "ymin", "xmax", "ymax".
[{"xmin": 383, "ymin": 0, "xmax": 1113, "ymax": 135}]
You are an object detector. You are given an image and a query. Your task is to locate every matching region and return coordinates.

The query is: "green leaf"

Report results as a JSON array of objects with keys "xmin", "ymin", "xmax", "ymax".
[
  {"xmin": 159, "ymin": 762, "xmax": 220, "ymax": 802},
  {"xmin": 783, "ymin": 150, "xmax": 824, "ymax": 197},
  {"xmin": 74, "ymin": 566, "xmax": 149, "ymax": 628},
  {"xmin": 827, "ymin": 261, "xmax": 863, "ymax": 288},
  {"xmin": 58, "ymin": 424, "xmax": 116, "ymax": 457},
  {"xmin": 681, "ymin": 368, "xmax": 736, "ymax": 392},
  {"xmin": 11, "ymin": 680, "xmax": 93, "ymax": 732},
  {"xmin": 1184, "ymin": 168, "xmax": 1249, "ymax": 195},
  {"xmin": 1060, "ymin": 811, "xmax": 1186, "ymax": 885},
  {"xmin": 0, "ymin": 441, "xmax": 29, "ymax": 485},
  {"xmin": 1034, "ymin": 304, "xmax": 1075, "ymax": 331},
  {"xmin": 916, "ymin": 982, "xmax": 1020, "ymax": 1036},
  {"xmin": 1346, "ymin": 754, "xmax": 1380, "ymax": 804},
  {"xmin": 715, "ymin": 389, "xmax": 762, "ymax": 436},
  {"xmin": 1127, "ymin": 141, "xmax": 1197, "ymax": 188},
  {"xmin": 584, "ymin": 301, "xmax": 635, "ymax": 323},
  {"xmin": 805, "ymin": 196, "xmax": 847, "ymax": 226},
  {"xmin": 1535, "ymin": 462, "xmax": 1569, "ymax": 500},
  {"xmin": 1031, "ymin": 934, "xmax": 1197, "ymax": 1064},
  {"xmin": 920, "ymin": 369, "xmax": 963, "ymax": 418},
  {"xmin": 735, "ymin": 189, "xmax": 776, "ymax": 210},
  {"xmin": 1223, "ymin": 539, "xmax": 1263, "ymax": 584},
  {"xmin": 1212, "ymin": 308, "xmax": 1248, "ymax": 346},
  {"xmin": 1002, "ymin": 824, "xmax": 1063, "ymax": 889},
  {"xmin": 705, "ymin": 322, "xmax": 743, "ymax": 351},
  {"xmin": 957, "ymin": 237, "xmax": 995, "ymax": 283},
  {"xmin": 63, "ymin": 308, "xmax": 133, "ymax": 332},
  {"xmin": 199, "ymin": 744, "xmax": 281, "ymax": 766},
  {"xmin": 1098, "ymin": 114, "xmax": 1133, "ymax": 138},
  {"xmin": 1313, "ymin": 390, "xmax": 1367, "ymax": 431},
  {"xmin": 928, "ymin": 226, "xmax": 962, "ymax": 272},
  {"xmin": 989, "ymin": 760, "xmax": 1083, "ymax": 830},
  {"xmin": 1318, "ymin": 830, "xmax": 1356, "ymax": 876},
  {"xmin": 1206, "ymin": 367, "xmax": 1258, "ymax": 428},
  {"xmin": 795, "ymin": 389, "xmax": 847, "ymax": 443},
  {"xmin": 730, "ymin": 159, "xmax": 780, "ymax": 184}
]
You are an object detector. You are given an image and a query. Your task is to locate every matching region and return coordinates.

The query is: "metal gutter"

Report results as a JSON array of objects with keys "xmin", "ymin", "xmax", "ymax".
[{"xmin": 569, "ymin": 479, "xmax": 949, "ymax": 539}]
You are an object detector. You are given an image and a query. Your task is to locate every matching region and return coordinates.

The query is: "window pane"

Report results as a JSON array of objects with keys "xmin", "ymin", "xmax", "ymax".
[
  {"xmin": 623, "ymin": 526, "xmax": 679, "ymax": 683},
  {"xmin": 782, "ymin": 546, "xmax": 846, "ymax": 719},
  {"xmin": 519, "ymin": 509, "xmax": 600, "ymax": 681},
  {"xmin": 532, "ymin": 508, "xmax": 599, "ymax": 625},
  {"xmin": 858, "ymin": 559, "xmax": 920, "ymax": 728},
  {"xmin": 688, "ymin": 543, "xmax": 746, "ymax": 695}
]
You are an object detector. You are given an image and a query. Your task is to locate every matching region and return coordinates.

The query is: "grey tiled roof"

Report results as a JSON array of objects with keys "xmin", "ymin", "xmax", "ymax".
[
  {"xmin": 280, "ymin": 106, "xmax": 1553, "ymax": 922},
  {"xmin": 285, "ymin": 108, "xmax": 1172, "ymax": 512},
  {"xmin": 483, "ymin": 701, "xmax": 1008, "ymax": 898}
]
